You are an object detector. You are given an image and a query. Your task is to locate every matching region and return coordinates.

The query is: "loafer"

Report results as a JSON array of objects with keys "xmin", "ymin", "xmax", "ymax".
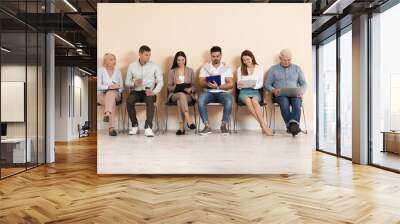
[
  {"xmin": 176, "ymin": 129, "xmax": 185, "ymax": 135},
  {"xmin": 187, "ymin": 123, "xmax": 196, "ymax": 130},
  {"xmin": 109, "ymin": 128, "xmax": 117, "ymax": 136}
]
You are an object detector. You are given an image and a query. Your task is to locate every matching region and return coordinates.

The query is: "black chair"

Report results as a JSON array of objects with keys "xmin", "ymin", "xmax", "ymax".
[
  {"xmin": 78, "ymin": 121, "xmax": 90, "ymax": 138},
  {"xmin": 269, "ymin": 97, "xmax": 308, "ymax": 134},
  {"xmin": 233, "ymin": 84, "xmax": 268, "ymax": 133},
  {"xmin": 163, "ymin": 90, "xmax": 198, "ymax": 134}
]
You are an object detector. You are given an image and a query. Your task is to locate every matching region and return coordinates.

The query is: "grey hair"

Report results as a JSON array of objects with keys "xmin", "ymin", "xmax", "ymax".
[
  {"xmin": 280, "ymin": 49, "xmax": 292, "ymax": 58},
  {"xmin": 102, "ymin": 53, "xmax": 116, "ymax": 66}
]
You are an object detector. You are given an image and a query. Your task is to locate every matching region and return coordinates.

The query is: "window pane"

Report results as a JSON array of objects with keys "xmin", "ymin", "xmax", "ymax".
[
  {"xmin": 1, "ymin": 30, "xmax": 28, "ymax": 177},
  {"xmin": 318, "ymin": 37, "xmax": 337, "ymax": 154},
  {"xmin": 340, "ymin": 29, "xmax": 352, "ymax": 158}
]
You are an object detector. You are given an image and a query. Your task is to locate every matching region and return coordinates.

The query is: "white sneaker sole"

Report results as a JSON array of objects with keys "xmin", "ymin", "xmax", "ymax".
[
  {"xmin": 199, "ymin": 131, "xmax": 212, "ymax": 136},
  {"xmin": 128, "ymin": 129, "xmax": 138, "ymax": 135}
]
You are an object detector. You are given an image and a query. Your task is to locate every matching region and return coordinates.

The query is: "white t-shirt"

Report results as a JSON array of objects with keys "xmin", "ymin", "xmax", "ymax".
[
  {"xmin": 178, "ymin": 74, "xmax": 185, "ymax": 83},
  {"xmin": 237, "ymin": 64, "xmax": 264, "ymax": 89},
  {"xmin": 199, "ymin": 62, "xmax": 233, "ymax": 92}
]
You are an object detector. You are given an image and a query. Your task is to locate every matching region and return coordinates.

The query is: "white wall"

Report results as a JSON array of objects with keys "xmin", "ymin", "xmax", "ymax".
[{"xmin": 55, "ymin": 67, "xmax": 89, "ymax": 141}]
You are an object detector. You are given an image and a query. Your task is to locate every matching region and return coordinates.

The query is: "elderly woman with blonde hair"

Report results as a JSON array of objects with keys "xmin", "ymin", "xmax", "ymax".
[{"xmin": 97, "ymin": 53, "xmax": 124, "ymax": 136}]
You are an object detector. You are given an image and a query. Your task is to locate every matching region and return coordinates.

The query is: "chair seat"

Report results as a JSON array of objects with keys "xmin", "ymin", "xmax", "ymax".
[
  {"xmin": 207, "ymin": 102, "xmax": 224, "ymax": 106},
  {"xmin": 135, "ymin": 102, "xmax": 157, "ymax": 105}
]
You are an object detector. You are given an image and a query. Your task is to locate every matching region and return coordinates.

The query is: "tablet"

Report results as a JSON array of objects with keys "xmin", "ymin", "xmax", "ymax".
[
  {"xmin": 239, "ymin": 80, "xmax": 256, "ymax": 88},
  {"xmin": 174, "ymin": 83, "xmax": 191, "ymax": 93},
  {"xmin": 206, "ymin": 75, "xmax": 221, "ymax": 86}
]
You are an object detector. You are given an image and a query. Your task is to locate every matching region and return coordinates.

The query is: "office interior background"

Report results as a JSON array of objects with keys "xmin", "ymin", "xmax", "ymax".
[{"xmin": 0, "ymin": 0, "xmax": 400, "ymax": 223}]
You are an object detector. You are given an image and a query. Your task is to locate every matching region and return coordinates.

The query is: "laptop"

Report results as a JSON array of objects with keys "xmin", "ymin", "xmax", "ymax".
[{"xmin": 280, "ymin": 87, "xmax": 302, "ymax": 97}]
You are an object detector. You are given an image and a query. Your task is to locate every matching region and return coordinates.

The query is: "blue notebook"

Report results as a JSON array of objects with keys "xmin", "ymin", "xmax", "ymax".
[{"xmin": 206, "ymin": 75, "xmax": 221, "ymax": 86}]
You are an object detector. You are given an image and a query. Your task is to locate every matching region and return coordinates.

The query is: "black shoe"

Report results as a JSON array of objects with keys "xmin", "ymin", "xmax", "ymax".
[
  {"xmin": 176, "ymin": 129, "xmax": 185, "ymax": 135},
  {"xmin": 109, "ymin": 128, "xmax": 117, "ymax": 136},
  {"xmin": 187, "ymin": 123, "xmax": 196, "ymax": 130},
  {"xmin": 289, "ymin": 122, "xmax": 301, "ymax": 136},
  {"xmin": 103, "ymin": 115, "xmax": 110, "ymax": 122}
]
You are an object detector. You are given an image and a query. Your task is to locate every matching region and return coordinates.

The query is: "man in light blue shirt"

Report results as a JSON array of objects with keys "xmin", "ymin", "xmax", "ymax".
[
  {"xmin": 125, "ymin": 45, "xmax": 163, "ymax": 137},
  {"xmin": 264, "ymin": 49, "xmax": 307, "ymax": 136}
]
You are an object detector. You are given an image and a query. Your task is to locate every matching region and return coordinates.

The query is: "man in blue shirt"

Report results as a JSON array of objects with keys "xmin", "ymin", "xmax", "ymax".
[{"xmin": 264, "ymin": 49, "xmax": 307, "ymax": 136}]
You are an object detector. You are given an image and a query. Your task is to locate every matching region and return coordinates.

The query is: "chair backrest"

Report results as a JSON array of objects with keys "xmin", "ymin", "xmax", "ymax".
[
  {"xmin": 235, "ymin": 82, "xmax": 240, "ymax": 103},
  {"xmin": 81, "ymin": 121, "xmax": 90, "ymax": 130}
]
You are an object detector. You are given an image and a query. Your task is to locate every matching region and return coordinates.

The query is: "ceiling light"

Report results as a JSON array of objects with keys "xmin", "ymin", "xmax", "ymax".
[
  {"xmin": 54, "ymin": 34, "xmax": 75, "ymax": 48},
  {"xmin": 1, "ymin": 47, "xmax": 11, "ymax": 53},
  {"xmin": 63, "ymin": 0, "xmax": 78, "ymax": 12},
  {"xmin": 323, "ymin": 0, "xmax": 354, "ymax": 15},
  {"xmin": 78, "ymin": 67, "xmax": 92, "ymax": 76}
]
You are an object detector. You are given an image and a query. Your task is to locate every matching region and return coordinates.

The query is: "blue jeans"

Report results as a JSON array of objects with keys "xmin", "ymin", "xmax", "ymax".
[
  {"xmin": 198, "ymin": 91, "xmax": 233, "ymax": 124},
  {"xmin": 274, "ymin": 96, "xmax": 301, "ymax": 127}
]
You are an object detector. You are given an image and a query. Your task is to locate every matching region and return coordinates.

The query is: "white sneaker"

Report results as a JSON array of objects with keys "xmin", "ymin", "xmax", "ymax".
[
  {"xmin": 144, "ymin": 128, "xmax": 154, "ymax": 137},
  {"xmin": 128, "ymin": 126, "xmax": 138, "ymax": 135}
]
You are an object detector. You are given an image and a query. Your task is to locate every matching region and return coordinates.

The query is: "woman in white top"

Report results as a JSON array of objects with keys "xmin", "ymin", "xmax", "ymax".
[
  {"xmin": 97, "ymin": 53, "xmax": 124, "ymax": 136},
  {"xmin": 237, "ymin": 50, "xmax": 273, "ymax": 136}
]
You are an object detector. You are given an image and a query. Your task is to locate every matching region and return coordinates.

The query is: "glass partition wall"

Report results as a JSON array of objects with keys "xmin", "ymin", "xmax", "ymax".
[
  {"xmin": 0, "ymin": 1, "xmax": 46, "ymax": 179},
  {"xmin": 316, "ymin": 26, "xmax": 353, "ymax": 159},
  {"xmin": 370, "ymin": 3, "xmax": 400, "ymax": 171}
]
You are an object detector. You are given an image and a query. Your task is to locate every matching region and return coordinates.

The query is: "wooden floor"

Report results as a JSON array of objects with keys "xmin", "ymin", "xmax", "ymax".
[{"xmin": 1, "ymin": 135, "xmax": 400, "ymax": 224}]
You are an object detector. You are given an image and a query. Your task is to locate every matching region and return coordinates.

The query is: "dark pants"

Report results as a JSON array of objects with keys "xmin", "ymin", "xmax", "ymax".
[
  {"xmin": 126, "ymin": 91, "xmax": 156, "ymax": 128},
  {"xmin": 273, "ymin": 96, "xmax": 301, "ymax": 127}
]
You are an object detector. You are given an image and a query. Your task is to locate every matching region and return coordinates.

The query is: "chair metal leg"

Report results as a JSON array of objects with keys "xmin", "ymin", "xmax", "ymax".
[
  {"xmin": 197, "ymin": 106, "xmax": 201, "ymax": 133},
  {"xmin": 122, "ymin": 104, "xmax": 126, "ymax": 133},
  {"xmin": 155, "ymin": 105, "xmax": 160, "ymax": 133},
  {"xmin": 301, "ymin": 105, "xmax": 308, "ymax": 134},
  {"xmin": 273, "ymin": 106, "xmax": 276, "ymax": 134},
  {"xmin": 193, "ymin": 105, "xmax": 198, "ymax": 134},
  {"xmin": 117, "ymin": 106, "xmax": 121, "ymax": 133},
  {"xmin": 163, "ymin": 105, "xmax": 168, "ymax": 134},
  {"xmin": 262, "ymin": 106, "xmax": 266, "ymax": 127},
  {"xmin": 234, "ymin": 105, "xmax": 239, "ymax": 133},
  {"xmin": 268, "ymin": 106, "xmax": 272, "ymax": 129},
  {"xmin": 123, "ymin": 106, "xmax": 128, "ymax": 133},
  {"xmin": 264, "ymin": 106, "xmax": 267, "ymax": 124},
  {"xmin": 228, "ymin": 113, "xmax": 232, "ymax": 134}
]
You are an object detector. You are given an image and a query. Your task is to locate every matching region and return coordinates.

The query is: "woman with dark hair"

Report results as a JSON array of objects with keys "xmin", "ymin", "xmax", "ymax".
[
  {"xmin": 167, "ymin": 51, "xmax": 197, "ymax": 135},
  {"xmin": 237, "ymin": 50, "xmax": 273, "ymax": 136}
]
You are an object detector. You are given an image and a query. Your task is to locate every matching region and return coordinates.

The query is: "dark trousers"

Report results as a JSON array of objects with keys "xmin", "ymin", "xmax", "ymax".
[{"xmin": 126, "ymin": 91, "xmax": 156, "ymax": 128}]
